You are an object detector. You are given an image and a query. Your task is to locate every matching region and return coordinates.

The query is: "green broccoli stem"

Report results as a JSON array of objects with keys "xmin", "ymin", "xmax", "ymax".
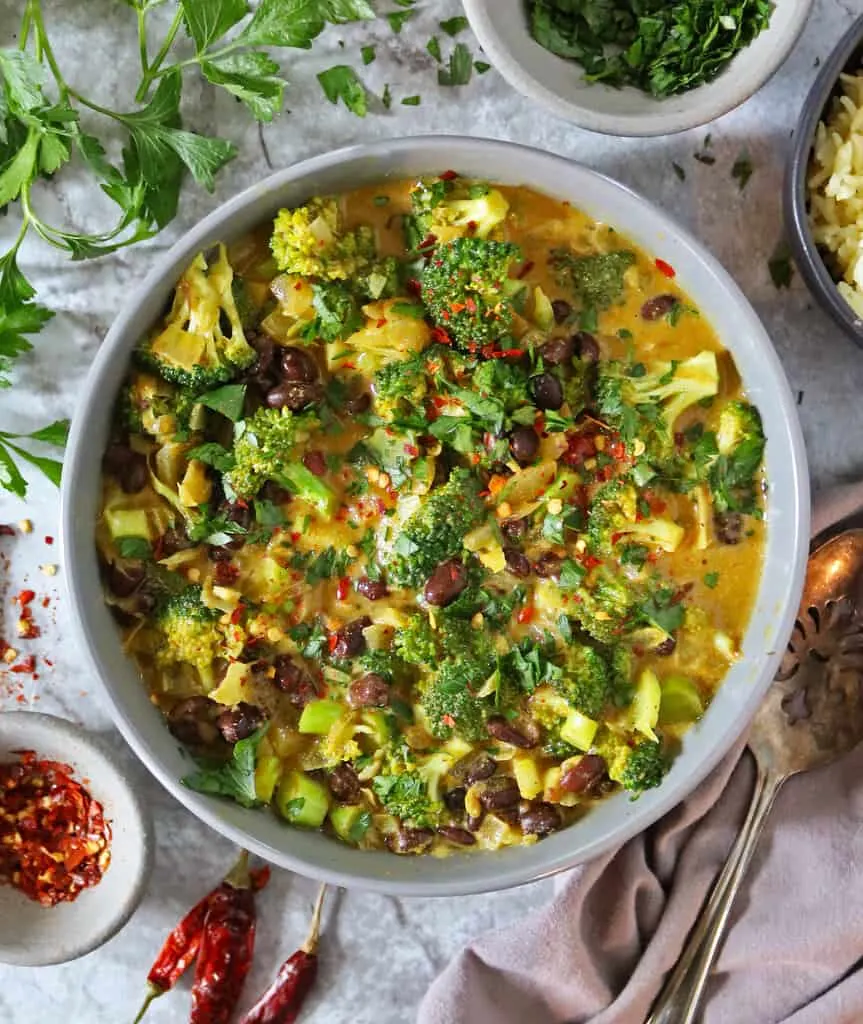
[{"xmin": 278, "ymin": 464, "xmax": 338, "ymax": 516}]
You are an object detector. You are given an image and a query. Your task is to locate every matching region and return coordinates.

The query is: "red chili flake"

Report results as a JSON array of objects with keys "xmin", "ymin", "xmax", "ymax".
[
  {"xmin": 441, "ymin": 714, "xmax": 457, "ymax": 728},
  {"xmin": 582, "ymin": 555, "xmax": 602, "ymax": 570},
  {"xmin": 440, "ymin": 170, "xmax": 458, "ymax": 181},
  {"xmin": 562, "ymin": 433, "xmax": 596, "ymax": 466},
  {"xmin": 407, "ymin": 277, "xmax": 421, "ymax": 296},
  {"xmin": 607, "ymin": 439, "xmax": 626, "ymax": 460},
  {"xmin": 230, "ymin": 605, "xmax": 245, "ymax": 625},
  {"xmin": 431, "ymin": 326, "xmax": 452, "ymax": 346},
  {"xmin": 655, "ymin": 258, "xmax": 676, "ymax": 279},
  {"xmin": 290, "ymin": 532, "xmax": 301, "ymax": 544},
  {"xmin": 336, "ymin": 577, "xmax": 350, "ymax": 601},
  {"xmin": 294, "ymin": 281, "xmax": 304, "ymax": 290},
  {"xmin": 41, "ymin": 597, "xmax": 50, "ymax": 608},
  {"xmin": 375, "ymin": 318, "xmax": 388, "ymax": 329},
  {"xmin": 213, "ymin": 562, "xmax": 240, "ymax": 587},
  {"xmin": 466, "ymin": 220, "xmax": 478, "ymax": 232},
  {"xmin": 517, "ymin": 606, "xmax": 535, "ymax": 625},
  {"xmin": 404, "ymin": 444, "xmax": 419, "ymax": 457},
  {"xmin": 327, "ymin": 634, "xmax": 339, "ymax": 655},
  {"xmin": 16, "ymin": 590, "xmax": 35, "ymax": 607},
  {"xmin": 419, "ymin": 233, "xmax": 438, "ymax": 251},
  {"xmin": 0, "ymin": 525, "xmax": 16, "ymax": 536},
  {"xmin": 44, "ymin": 536, "xmax": 54, "ymax": 545},
  {"xmin": 516, "ymin": 261, "xmax": 535, "ymax": 280},
  {"xmin": 0, "ymin": 750, "xmax": 111, "ymax": 907}
]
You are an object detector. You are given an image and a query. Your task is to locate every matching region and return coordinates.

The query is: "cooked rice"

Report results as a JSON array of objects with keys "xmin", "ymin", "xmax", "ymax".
[{"xmin": 808, "ymin": 71, "xmax": 863, "ymax": 319}]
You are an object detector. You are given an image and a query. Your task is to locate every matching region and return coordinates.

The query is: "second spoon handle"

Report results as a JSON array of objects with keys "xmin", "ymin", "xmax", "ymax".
[{"xmin": 645, "ymin": 762, "xmax": 784, "ymax": 1024}]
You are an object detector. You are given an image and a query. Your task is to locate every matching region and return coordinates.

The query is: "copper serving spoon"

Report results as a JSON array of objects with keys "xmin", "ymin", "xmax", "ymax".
[{"xmin": 646, "ymin": 525, "xmax": 863, "ymax": 1024}]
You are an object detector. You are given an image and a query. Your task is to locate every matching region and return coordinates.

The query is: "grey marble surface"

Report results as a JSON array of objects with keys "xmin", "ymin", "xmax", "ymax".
[{"xmin": 0, "ymin": 0, "xmax": 861, "ymax": 1021}]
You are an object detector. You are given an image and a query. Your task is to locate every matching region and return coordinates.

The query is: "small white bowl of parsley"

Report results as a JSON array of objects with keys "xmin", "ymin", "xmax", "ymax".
[{"xmin": 463, "ymin": 0, "xmax": 813, "ymax": 136}]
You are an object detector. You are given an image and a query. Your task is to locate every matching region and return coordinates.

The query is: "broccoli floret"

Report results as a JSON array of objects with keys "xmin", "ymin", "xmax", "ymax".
[
  {"xmin": 137, "ymin": 246, "xmax": 256, "ymax": 390},
  {"xmin": 419, "ymin": 664, "xmax": 491, "ymax": 742},
  {"xmin": 555, "ymin": 642, "xmax": 612, "ymax": 719},
  {"xmin": 709, "ymin": 400, "xmax": 765, "ymax": 515},
  {"xmin": 472, "ymin": 358, "xmax": 529, "ymax": 411},
  {"xmin": 420, "ymin": 237, "xmax": 523, "ymax": 351},
  {"xmin": 373, "ymin": 351, "xmax": 429, "ymax": 418},
  {"xmin": 620, "ymin": 739, "xmax": 667, "ymax": 794},
  {"xmin": 586, "ymin": 481, "xmax": 684, "ymax": 556},
  {"xmin": 410, "ymin": 176, "xmax": 510, "ymax": 242},
  {"xmin": 551, "ymin": 249, "xmax": 636, "ymax": 310},
  {"xmin": 394, "ymin": 614, "xmax": 440, "ymax": 666},
  {"xmin": 371, "ymin": 748, "xmax": 447, "ymax": 828},
  {"xmin": 357, "ymin": 647, "xmax": 412, "ymax": 685},
  {"xmin": 597, "ymin": 352, "xmax": 719, "ymax": 446},
  {"xmin": 225, "ymin": 407, "xmax": 337, "ymax": 514},
  {"xmin": 358, "ymin": 256, "xmax": 403, "ymax": 300},
  {"xmin": 304, "ymin": 281, "xmax": 364, "ymax": 342},
  {"xmin": 270, "ymin": 197, "xmax": 376, "ymax": 281},
  {"xmin": 120, "ymin": 373, "xmax": 204, "ymax": 440},
  {"xmin": 382, "ymin": 469, "xmax": 486, "ymax": 589},
  {"xmin": 572, "ymin": 570, "xmax": 634, "ymax": 646},
  {"xmin": 154, "ymin": 585, "xmax": 222, "ymax": 680}
]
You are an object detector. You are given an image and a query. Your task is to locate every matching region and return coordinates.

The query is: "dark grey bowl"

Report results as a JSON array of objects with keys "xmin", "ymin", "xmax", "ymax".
[{"xmin": 785, "ymin": 13, "xmax": 863, "ymax": 346}]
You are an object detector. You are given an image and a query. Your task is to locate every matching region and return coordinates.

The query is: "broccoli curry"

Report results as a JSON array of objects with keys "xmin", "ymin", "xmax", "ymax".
[{"xmin": 97, "ymin": 175, "xmax": 766, "ymax": 856}]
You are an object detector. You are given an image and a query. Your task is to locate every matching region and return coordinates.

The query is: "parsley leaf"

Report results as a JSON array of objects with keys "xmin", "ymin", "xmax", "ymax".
[
  {"xmin": 116, "ymin": 536, "xmax": 153, "ymax": 560},
  {"xmin": 731, "ymin": 153, "xmax": 753, "ymax": 191},
  {"xmin": 187, "ymin": 441, "xmax": 236, "ymax": 473},
  {"xmin": 361, "ymin": 44, "xmax": 376, "ymax": 65},
  {"xmin": 387, "ymin": 10, "xmax": 415, "ymax": 33},
  {"xmin": 197, "ymin": 383, "xmax": 247, "ymax": 422},
  {"xmin": 768, "ymin": 241, "xmax": 794, "ymax": 290},
  {"xmin": 439, "ymin": 42, "xmax": 473, "ymax": 86},
  {"xmin": 317, "ymin": 65, "xmax": 368, "ymax": 117},
  {"xmin": 183, "ymin": 725, "xmax": 269, "ymax": 808},
  {"xmin": 440, "ymin": 16, "xmax": 469, "ymax": 36}
]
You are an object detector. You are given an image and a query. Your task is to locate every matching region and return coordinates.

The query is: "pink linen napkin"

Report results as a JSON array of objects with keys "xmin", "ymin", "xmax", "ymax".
[{"xmin": 419, "ymin": 485, "xmax": 863, "ymax": 1024}]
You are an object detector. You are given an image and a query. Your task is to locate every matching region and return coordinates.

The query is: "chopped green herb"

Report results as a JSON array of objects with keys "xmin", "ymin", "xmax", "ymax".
[
  {"xmin": 387, "ymin": 10, "xmax": 415, "ymax": 33},
  {"xmin": 116, "ymin": 536, "xmax": 153, "ymax": 560},
  {"xmin": 440, "ymin": 16, "xmax": 469, "ymax": 36},
  {"xmin": 672, "ymin": 162, "xmax": 686, "ymax": 182},
  {"xmin": 197, "ymin": 384, "xmax": 247, "ymax": 422},
  {"xmin": 438, "ymin": 42, "xmax": 473, "ymax": 86},
  {"xmin": 768, "ymin": 241, "xmax": 794, "ymax": 289},
  {"xmin": 475, "ymin": 61, "xmax": 491, "ymax": 74},
  {"xmin": 317, "ymin": 65, "xmax": 368, "ymax": 117},
  {"xmin": 731, "ymin": 153, "xmax": 753, "ymax": 190},
  {"xmin": 382, "ymin": 83, "xmax": 393, "ymax": 108},
  {"xmin": 361, "ymin": 45, "xmax": 376, "ymax": 66},
  {"xmin": 401, "ymin": 95, "xmax": 422, "ymax": 106},
  {"xmin": 703, "ymin": 571, "xmax": 720, "ymax": 589},
  {"xmin": 427, "ymin": 36, "xmax": 442, "ymax": 62}
]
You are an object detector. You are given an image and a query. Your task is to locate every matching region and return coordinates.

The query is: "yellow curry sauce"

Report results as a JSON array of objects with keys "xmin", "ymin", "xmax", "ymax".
[{"xmin": 97, "ymin": 177, "xmax": 765, "ymax": 857}]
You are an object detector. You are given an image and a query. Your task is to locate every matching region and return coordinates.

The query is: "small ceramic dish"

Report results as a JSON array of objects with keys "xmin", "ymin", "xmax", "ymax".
[
  {"xmin": 785, "ymin": 12, "xmax": 863, "ymax": 347},
  {"xmin": 462, "ymin": 0, "xmax": 814, "ymax": 137},
  {"xmin": 0, "ymin": 711, "xmax": 153, "ymax": 966}
]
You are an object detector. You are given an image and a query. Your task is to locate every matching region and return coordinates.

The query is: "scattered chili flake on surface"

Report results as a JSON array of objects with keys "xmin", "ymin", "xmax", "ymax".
[
  {"xmin": 44, "ymin": 536, "xmax": 54, "ymax": 545},
  {"xmin": 0, "ymin": 750, "xmax": 111, "ymax": 906},
  {"xmin": 0, "ymin": 525, "xmax": 15, "ymax": 537}
]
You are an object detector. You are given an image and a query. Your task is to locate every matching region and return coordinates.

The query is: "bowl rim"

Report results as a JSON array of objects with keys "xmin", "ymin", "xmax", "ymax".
[
  {"xmin": 61, "ymin": 135, "xmax": 809, "ymax": 895},
  {"xmin": 784, "ymin": 11, "xmax": 863, "ymax": 346},
  {"xmin": 0, "ymin": 710, "xmax": 153, "ymax": 965},
  {"xmin": 462, "ymin": 0, "xmax": 814, "ymax": 137}
]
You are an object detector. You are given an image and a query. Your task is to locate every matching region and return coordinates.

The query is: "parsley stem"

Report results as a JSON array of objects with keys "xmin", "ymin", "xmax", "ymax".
[
  {"xmin": 136, "ymin": 6, "xmax": 149, "ymax": 78},
  {"xmin": 28, "ymin": 0, "xmax": 69, "ymax": 103},
  {"xmin": 19, "ymin": 3, "xmax": 32, "ymax": 50},
  {"xmin": 135, "ymin": 6, "xmax": 183, "ymax": 102}
]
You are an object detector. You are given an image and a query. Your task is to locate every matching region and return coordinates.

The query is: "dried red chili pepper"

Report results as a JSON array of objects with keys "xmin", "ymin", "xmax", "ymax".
[
  {"xmin": 191, "ymin": 850, "xmax": 257, "ymax": 1024},
  {"xmin": 133, "ymin": 855, "xmax": 270, "ymax": 1023},
  {"xmin": 239, "ymin": 884, "xmax": 327, "ymax": 1024}
]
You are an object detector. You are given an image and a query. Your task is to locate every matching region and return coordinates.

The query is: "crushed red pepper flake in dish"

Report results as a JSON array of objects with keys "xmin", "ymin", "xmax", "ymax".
[{"xmin": 0, "ymin": 750, "xmax": 111, "ymax": 906}]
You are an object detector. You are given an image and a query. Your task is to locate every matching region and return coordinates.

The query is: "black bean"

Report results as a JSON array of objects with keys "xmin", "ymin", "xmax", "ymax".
[
  {"xmin": 387, "ymin": 828, "xmax": 434, "ymax": 854},
  {"xmin": 119, "ymin": 453, "xmax": 148, "ymax": 494},
  {"xmin": 529, "ymin": 372, "xmax": 564, "ymax": 411},
  {"xmin": 225, "ymin": 502, "xmax": 253, "ymax": 530},
  {"xmin": 332, "ymin": 616, "xmax": 372, "ymax": 659},
  {"xmin": 107, "ymin": 563, "xmax": 144, "ymax": 598},
  {"xmin": 272, "ymin": 654, "xmax": 319, "ymax": 706},
  {"xmin": 501, "ymin": 517, "xmax": 528, "ymax": 541},
  {"xmin": 258, "ymin": 481, "xmax": 291, "ymax": 504},
  {"xmin": 348, "ymin": 673, "xmax": 390, "ymax": 708},
  {"xmin": 534, "ymin": 551, "xmax": 562, "ymax": 578},
  {"xmin": 344, "ymin": 391, "xmax": 371, "ymax": 415},
  {"xmin": 641, "ymin": 294, "xmax": 677, "ymax": 321},
  {"xmin": 328, "ymin": 762, "xmax": 361, "ymax": 803},
  {"xmin": 217, "ymin": 702, "xmax": 267, "ymax": 743},
  {"xmin": 573, "ymin": 331, "xmax": 599, "ymax": 362},
  {"xmin": 168, "ymin": 696, "xmax": 221, "ymax": 747},
  {"xmin": 355, "ymin": 577, "xmax": 388, "ymax": 601},
  {"xmin": 466, "ymin": 813, "xmax": 484, "ymax": 832},
  {"xmin": 478, "ymin": 775, "xmax": 520, "ymax": 811},
  {"xmin": 519, "ymin": 800, "xmax": 562, "ymax": 836},
  {"xmin": 504, "ymin": 547, "xmax": 531, "ymax": 578},
  {"xmin": 280, "ymin": 346, "xmax": 318, "ymax": 383},
  {"xmin": 551, "ymin": 299, "xmax": 572, "ymax": 325},
  {"xmin": 302, "ymin": 450, "xmax": 327, "ymax": 477},
  {"xmin": 714, "ymin": 512, "xmax": 744, "ymax": 545},
  {"xmin": 444, "ymin": 787, "xmax": 467, "ymax": 812},
  {"xmin": 539, "ymin": 336, "xmax": 575, "ymax": 366},
  {"xmin": 424, "ymin": 558, "xmax": 468, "ymax": 607},
  {"xmin": 654, "ymin": 636, "xmax": 677, "ymax": 656},
  {"xmin": 463, "ymin": 754, "xmax": 497, "ymax": 787},
  {"xmin": 509, "ymin": 426, "xmax": 539, "ymax": 466},
  {"xmin": 559, "ymin": 754, "xmax": 608, "ymax": 795},
  {"xmin": 266, "ymin": 381, "xmax": 323, "ymax": 411},
  {"xmin": 437, "ymin": 826, "xmax": 476, "ymax": 846},
  {"xmin": 486, "ymin": 715, "xmax": 540, "ymax": 749},
  {"xmin": 102, "ymin": 444, "xmax": 135, "ymax": 476}
]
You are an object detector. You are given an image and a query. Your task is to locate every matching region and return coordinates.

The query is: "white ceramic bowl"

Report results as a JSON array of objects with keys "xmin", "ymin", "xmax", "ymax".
[
  {"xmin": 0, "ymin": 712, "xmax": 153, "ymax": 965},
  {"xmin": 463, "ymin": 0, "xmax": 814, "ymax": 136},
  {"xmin": 62, "ymin": 137, "xmax": 809, "ymax": 896}
]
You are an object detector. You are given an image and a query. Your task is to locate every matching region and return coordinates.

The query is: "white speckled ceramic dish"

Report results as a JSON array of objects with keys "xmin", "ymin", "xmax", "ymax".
[
  {"xmin": 0, "ymin": 712, "xmax": 153, "ymax": 966},
  {"xmin": 62, "ymin": 136, "xmax": 809, "ymax": 896},
  {"xmin": 462, "ymin": 0, "xmax": 814, "ymax": 137}
]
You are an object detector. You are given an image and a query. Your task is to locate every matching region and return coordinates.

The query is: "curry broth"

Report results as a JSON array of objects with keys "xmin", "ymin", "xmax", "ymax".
[{"xmin": 99, "ymin": 177, "xmax": 765, "ymax": 856}]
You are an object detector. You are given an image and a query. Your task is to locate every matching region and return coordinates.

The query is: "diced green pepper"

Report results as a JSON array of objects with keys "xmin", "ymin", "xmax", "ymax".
[
  {"xmin": 298, "ymin": 700, "xmax": 346, "ymax": 735},
  {"xmin": 659, "ymin": 674, "xmax": 704, "ymax": 725},
  {"xmin": 560, "ymin": 708, "xmax": 598, "ymax": 751},
  {"xmin": 360, "ymin": 709, "xmax": 391, "ymax": 748},
  {"xmin": 631, "ymin": 668, "xmax": 662, "ymax": 741},
  {"xmin": 254, "ymin": 754, "xmax": 282, "ymax": 803},
  {"xmin": 105, "ymin": 508, "xmax": 153, "ymax": 541},
  {"xmin": 330, "ymin": 803, "xmax": 371, "ymax": 844},
  {"xmin": 276, "ymin": 770, "xmax": 330, "ymax": 827}
]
